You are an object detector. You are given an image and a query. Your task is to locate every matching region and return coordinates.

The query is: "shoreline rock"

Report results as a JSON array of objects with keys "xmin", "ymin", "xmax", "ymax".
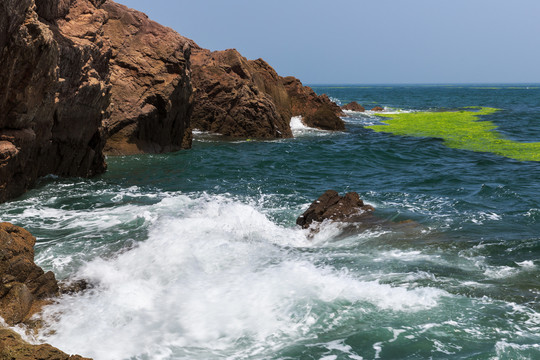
[
  {"xmin": 297, "ymin": 190, "xmax": 375, "ymax": 229},
  {"xmin": 0, "ymin": 222, "xmax": 90, "ymax": 359},
  {"xmin": 190, "ymin": 48, "xmax": 344, "ymax": 138},
  {"xmin": 341, "ymin": 101, "xmax": 365, "ymax": 112}
]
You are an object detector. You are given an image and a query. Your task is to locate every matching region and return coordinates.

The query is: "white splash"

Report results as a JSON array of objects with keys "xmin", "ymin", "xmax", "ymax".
[{"xmin": 36, "ymin": 194, "xmax": 446, "ymax": 360}]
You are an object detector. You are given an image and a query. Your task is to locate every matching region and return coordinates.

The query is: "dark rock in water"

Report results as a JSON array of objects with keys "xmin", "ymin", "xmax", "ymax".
[
  {"xmin": 59, "ymin": 278, "xmax": 94, "ymax": 295},
  {"xmin": 190, "ymin": 48, "xmax": 344, "ymax": 138},
  {"xmin": 371, "ymin": 106, "xmax": 384, "ymax": 111},
  {"xmin": 0, "ymin": 328, "xmax": 91, "ymax": 360},
  {"xmin": 297, "ymin": 190, "xmax": 374, "ymax": 229},
  {"xmin": 341, "ymin": 101, "xmax": 365, "ymax": 112},
  {"xmin": 0, "ymin": 223, "xmax": 59, "ymax": 325}
]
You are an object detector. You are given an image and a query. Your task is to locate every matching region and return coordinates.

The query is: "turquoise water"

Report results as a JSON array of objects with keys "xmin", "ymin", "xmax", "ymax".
[{"xmin": 1, "ymin": 85, "xmax": 540, "ymax": 359}]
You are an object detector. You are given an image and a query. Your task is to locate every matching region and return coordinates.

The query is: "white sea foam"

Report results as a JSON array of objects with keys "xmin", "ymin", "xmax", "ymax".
[
  {"xmin": 290, "ymin": 116, "xmax": 328, "ymax": 137},
  {"xmin": 36, "ymin": 194, "xmax": 447, "ymax": 360}
]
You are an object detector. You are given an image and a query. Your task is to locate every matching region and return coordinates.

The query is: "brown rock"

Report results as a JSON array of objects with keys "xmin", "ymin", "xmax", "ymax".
[
  {"xmin": 97, "ymin": 1, "xmax": 194, "ymax": 155},
  {"xmin": 371, "ymin": 106, "xmax": 384, "ymax": 112},
  {"xmin": 0, "ymin": 223, "xmax": 59, "ymax": 326},
  {"xmin": 0, "ymin": 0, "xmax": 109, "ymax": 203},
  {"xmin": 296, "ymin": 190, "xmax": 374, "ymax": 229},
  {"xmin": 341, "ymin": 101, "xmax": 365, "ymax": 112},
  {"xmin": 190, "ymin": 48, "xmax": 345, "ymax": 138},
  {"xmin": 0, "ymin": 328, "xmax": 91, "ymax": 360}
]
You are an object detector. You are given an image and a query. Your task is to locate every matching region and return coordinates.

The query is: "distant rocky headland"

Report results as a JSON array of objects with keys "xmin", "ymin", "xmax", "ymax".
[{"xmin": 0, "ymin": 0, "xmax": 344, "ymax": 204}]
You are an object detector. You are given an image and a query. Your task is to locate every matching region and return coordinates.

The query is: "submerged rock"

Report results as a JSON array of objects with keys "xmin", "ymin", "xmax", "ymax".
[
  {"xmin": 297, "ymin": 190, "xmax": 374, "ymax": 229},
  {"xmin": 341, "ymin": 101, "xmax": 365, "ymax": 112},
  {"xmin": 191, "ymin": 48, "xmax": 344, "ymax": 138}
]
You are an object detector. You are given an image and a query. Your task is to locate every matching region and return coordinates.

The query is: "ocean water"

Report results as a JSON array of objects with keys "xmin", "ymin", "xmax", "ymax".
[{"xmin": 1, "ymin": 85, "xmax": 540, "ymax": 359}]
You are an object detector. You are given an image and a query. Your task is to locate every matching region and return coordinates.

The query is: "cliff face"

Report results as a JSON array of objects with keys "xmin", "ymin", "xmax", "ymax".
[
  {"xmin": 191, "ymin": 48, "xmax": 344, "ymax": 138},
  {"xmin": 0, "ymin": 0, "xmax": 110, "ymax": 203},
  {"xmin": 97, "ymin": 1, "xmax": 194, "ymax": 155},
  {"xmin": 0, "ymin": 0, "xmax": 195, "ymax": 202}
]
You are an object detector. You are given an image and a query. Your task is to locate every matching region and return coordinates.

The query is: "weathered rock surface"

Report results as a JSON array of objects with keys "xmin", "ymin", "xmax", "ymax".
[
  {"xmin": 0, "ymin": 0, "xmax": 196, "ymax": 201},
  {"xmin": 371, "ymin": 106, "xmax": 384, "ymax": 112},
  {"xmin": 341, "ymin": 101, "xmax": 365, "ymax": 112},
  {"xmin": 0, "ymin": 328, "xmax": 90, "ymax": 360},
  {"xmin": 191, "ymin": 48, "xmax": 344, "ymax": 138},
  {"xmin": 0, "ymin": 223, "xmax": 58, "ymax": 326},
  {"xmin": 0, "ymin": 223, "xmax": 91, "ymax": 358},
  {"xmin": 97, "ymin": 1, "xmax": 194, "ymax": 155},
  {"xmin": 0, "ymin": 0, "xmax": 109, "ymax": 202},
  {"xmin": 297, "ymin": 190, "xmax": 375, "ymax": 229}
]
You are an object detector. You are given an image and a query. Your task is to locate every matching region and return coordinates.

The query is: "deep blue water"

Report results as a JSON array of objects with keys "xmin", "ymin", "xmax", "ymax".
[{"xmin": 1, "ymin": 85, "xmax": 539, "ymax": 359}]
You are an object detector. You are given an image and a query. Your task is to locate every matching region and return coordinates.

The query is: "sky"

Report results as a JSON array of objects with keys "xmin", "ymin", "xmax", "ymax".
[{"xmin": 119, "ymin": 0, "xmax": 540, "ymax": 84}]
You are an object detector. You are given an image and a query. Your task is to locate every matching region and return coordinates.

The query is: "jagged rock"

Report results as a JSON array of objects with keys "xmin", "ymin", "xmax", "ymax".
[
  {"xmin": 297, "ymin": 190, "xmax": 374, "ymax": 229},
  {"xmin": 97, "ymin": 1, "xmax": 194, "ymax": 155},
  {"xmin": 0, "ymin": 328, "xmax": 90, "ymax": 360},
  {"xmin": 0, "ymin": 0, "xmax": 109, "ymax": 203},
  {"xmin": 190, "ymin": 48, "xmax": 344, "ymax": 138},
  {"xmin": 341, "ymin": 101, "xmax": 365, "ymax": 112},
  {"xmin": 0, "ymin": 223, "xmax": 59, "ymax": 326},
  {"xmin": 371, "ymin": 106, "xmax": 384, "ymax": 112}
]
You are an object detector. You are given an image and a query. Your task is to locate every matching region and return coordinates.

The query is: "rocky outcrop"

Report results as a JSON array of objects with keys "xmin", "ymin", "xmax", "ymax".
[
  {"xmin": 297, "ymin": 190, "xmax": 374, "ymax": 229},
  {"xmin": 190, "ymin": 48, "xmax": 344, "ymax": 138},
  {"xmin": 341, "ymin": 101, "xmax": 365, "ymax": 112},
  {"xmin": 0, "ymin": 223, "xmax": 91, "ymax": 358},
  {"xmin": 371, "ymin": 106, "xmax": 384, "ymax": 112},
  {"xmin": 0, "ymin": 0, "xmax": 196, "ymax": 201},
  {"xmin": 97, "ymin": 1, "xmax": 194, "ymax": 155},
  {"xmin": 0, "ymin": 328, "xmax": 90, "ymax": 360},
  {"xmin": 0, "ymin": 0, "xmax": 110, "ymax": 202},
  {"xmin": 0, "ymin": 223, "xmax": 58, "ymax": 325}
]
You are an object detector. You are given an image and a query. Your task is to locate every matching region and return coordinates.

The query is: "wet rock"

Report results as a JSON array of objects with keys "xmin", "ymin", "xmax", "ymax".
[
  {"xmin": 371, "ymin": 106, "xmax": 384, "ymax": 111},
  {"xmin": 341, "ymin": 101, "xmax": 365, "ymax": 112},
  {"xmin": 297, "ymin": 190, "xmax": 374, "ymax": 229},
  {"xmin": 0, "ymin": 223, "xmax": 59, "ymax": 325},
  {"xmin": 190, "ymin": 48, "xmax": 344, "ymax": 138},
  {"xmin": 0, "ymin": 328, "xmax": 90, "ymax": 360},
  {"xmin": 58, "ymin": 278, "xmax": 94, "ymax": 295}
]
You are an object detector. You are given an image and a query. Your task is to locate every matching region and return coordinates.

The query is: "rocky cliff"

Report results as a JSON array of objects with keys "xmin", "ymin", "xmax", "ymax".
[
  {"xmin": 0, "ymin": 0, "xmax": 109, "ymax": 203},
  {"xmin": 191, "ymin": 47, "xmax": 344, "ymax": 138},
  {"xmin": 0, "ymin": 0, "xmax": 195, "ymax": 202}
]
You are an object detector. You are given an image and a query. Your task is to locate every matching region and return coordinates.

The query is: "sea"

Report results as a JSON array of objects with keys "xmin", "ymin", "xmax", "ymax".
[{"xmin": 1, "ymin": 85, "xmax": 540, "ymax": 359}]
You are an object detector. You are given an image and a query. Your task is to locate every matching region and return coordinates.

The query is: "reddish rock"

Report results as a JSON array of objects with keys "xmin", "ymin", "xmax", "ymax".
[
  {"xmin": 97, "ymin": 1, "xmax": 194, "ymax": 155},
  {"xmin": 0, "ymin": 328, "xmax": 91, "ymax": 360},
  {"xmin": 0, "ymin": 223, "xmax": 59, "ymax": 325},
  {"xmin": 297, "ymin": 190, "xmax": 375, "ymax": 229},
  {"xmin": 191, "ymin": 48, "xmax": 344, "ymax": 138},
  {"xmin": 341, "ymin": 101, "xmax": 365, "ymax": 112},
  {"xmin": 371, "ymin": 106, "xmax": 384, "ymax": 111},
  {"xmin": 0, "ymin": 0, "xmax": 109, "ymax": 202}
]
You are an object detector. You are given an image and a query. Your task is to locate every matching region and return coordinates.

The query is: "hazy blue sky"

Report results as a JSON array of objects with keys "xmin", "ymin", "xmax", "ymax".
[{"xmin": 120, "ymin": 0, "xmax": 540, "ymax": 84}]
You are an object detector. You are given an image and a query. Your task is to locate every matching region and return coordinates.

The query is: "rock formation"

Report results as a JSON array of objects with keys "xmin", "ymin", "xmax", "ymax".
[
  {"xmin": 191, "ymin": 48, "xmax": 344, "ymax": 138},
  {"xmin": 371, "ymin": 106, "xmax": 384, "ymax": 112},
  {"xmin": 0, "ymin": 223, "xmax": 91, "ymax": 358},
  {"xmin": 341, "ymin": 101, "xmax": 365, "ymax": 112},
  {"xmin": 0, "ymin": 223, "xmax": 58, "ymax": 326},
  {"xmin": 0, "ymin": 0, "xmax": 195, "ymax": 201},
  {"xmin": 297, "ymin": 190, "xmax": 374, "ymax": 229},
  {"xmin": 0, "ymin": 328, "xmax": 90, "ymax": 360},
  {"xmin": 96, "ymin": 2, "xmax": 194, "ymax": 155},
  {"xmin": 0, "ymin": 0, "xmax": 109, "ymax": 203}
]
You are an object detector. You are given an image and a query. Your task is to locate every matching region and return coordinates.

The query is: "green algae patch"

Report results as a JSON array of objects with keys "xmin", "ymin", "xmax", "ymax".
[{"xmin": 366, "ymin": 107, "xmax": 540, "ymax": 161}]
